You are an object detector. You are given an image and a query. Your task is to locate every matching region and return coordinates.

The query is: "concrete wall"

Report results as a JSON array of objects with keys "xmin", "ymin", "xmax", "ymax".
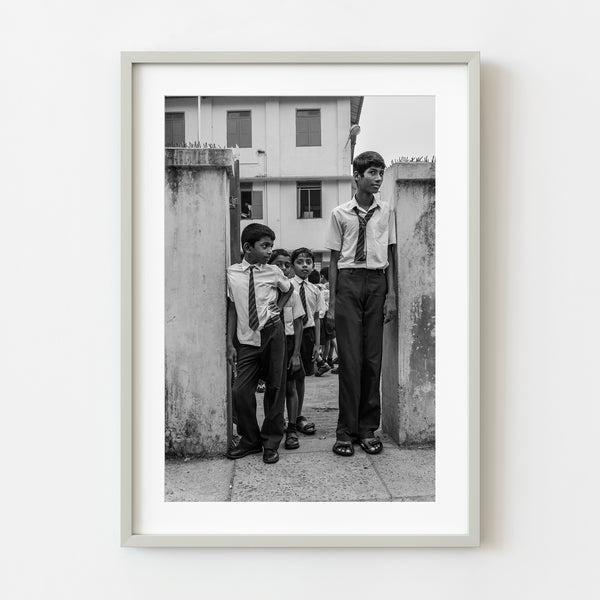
[
  {"xmin": 381, "ymin": 162, "xmax": 436, "ymax": 445},
  {"xmin": 164, "ymin": 149, "xmax": 233, "ymax": 456}
]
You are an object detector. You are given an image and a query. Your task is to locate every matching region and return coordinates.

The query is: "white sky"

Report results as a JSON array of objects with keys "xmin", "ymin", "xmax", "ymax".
[{"xmin": 353, "ymin": 96, "xmax": 435, "ymax": 168}]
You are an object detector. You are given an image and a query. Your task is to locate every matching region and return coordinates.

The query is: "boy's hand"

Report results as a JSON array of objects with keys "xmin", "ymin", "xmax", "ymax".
[
  {"xmin": 383, "ymin": 294, "xmax": 397, "ymax": 323},
  {"xmin": 289, "ymin": 353, "xmax": 301, "ymax": 373},
  {"xmin": 227, "ymin": 344, "xmax": 237, "ymax": 373},
  {"xmin": 326, "ymin": 307, "xmax": 335, "ymax": 327},
  {"xmin": 311, "ymin": 344, "xmax": 319, "ymax": 362}
]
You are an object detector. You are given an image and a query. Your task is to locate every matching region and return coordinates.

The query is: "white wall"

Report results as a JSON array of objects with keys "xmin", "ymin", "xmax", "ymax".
[
  {"xmin": 164, "ymin": 96, "xmax": 199, "ymax": 143},
  {"xmin": 2, "ymin": 1, "xmax": 599, "ymax": 599}
]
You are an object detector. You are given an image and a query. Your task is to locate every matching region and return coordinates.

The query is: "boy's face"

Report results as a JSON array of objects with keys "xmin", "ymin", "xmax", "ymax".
[
  {"xmin": 244, "ymin": 236, "xmax": 273, "ymax": 265},
  {"xmin": 271, "ymin": 255, "xmax": 292, "ymax": 277},
  {"xmin": 355, "ymin": 165, "xmax": 384, "ymax": 195},
  {"xmin": 292, "ymin": 254, "xmax": 313, "ymax": 279}
]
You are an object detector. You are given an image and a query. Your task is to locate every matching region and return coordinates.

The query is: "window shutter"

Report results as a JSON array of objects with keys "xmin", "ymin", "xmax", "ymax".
[{"xmin": 251, "ymin": 191, "xmax": 263, "ymax": 219}]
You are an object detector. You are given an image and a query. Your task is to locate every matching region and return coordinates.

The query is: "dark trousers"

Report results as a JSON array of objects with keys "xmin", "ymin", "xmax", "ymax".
[
  {"xmin": 232, "ymin": 320, "xmax": 286, "ymax": 450},
  {"xmin": 334, "ymin": 268, "xmax": 387, "ymax": 441}
]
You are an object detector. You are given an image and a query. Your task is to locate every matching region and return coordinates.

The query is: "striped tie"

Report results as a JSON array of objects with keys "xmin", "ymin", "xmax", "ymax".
[
  {"xmin": 248, "ymin": 266, "xmax": 259, "ymax": 331},
  {"xmin": 299, "ymin": 281, "xmax": 309, "ymax": 325},
  {"xmin": 353, "ymin": 206, "xmax": 377, "ymax": 262}
]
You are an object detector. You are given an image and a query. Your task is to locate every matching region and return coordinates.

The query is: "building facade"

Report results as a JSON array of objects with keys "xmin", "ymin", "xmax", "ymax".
[{"xmin": 165, "ymin": 95, "xmax": 363, "ymax": 268}]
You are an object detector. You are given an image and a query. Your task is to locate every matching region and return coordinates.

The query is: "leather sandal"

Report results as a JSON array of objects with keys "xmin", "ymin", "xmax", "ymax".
[
  {"xmin": 358, "ymin": 437, "xmax": 383, "ymax": 455},
  {"xmin": 332, "ymin": 440, "xmax": 354, "ymax": 457},
  {"xmin": 284, "ymin": 431, "xmax": 300, "ymax": 450},
  {"xmin": 296, "ymin": 416, "xmax": 316, "ymax": 435}
]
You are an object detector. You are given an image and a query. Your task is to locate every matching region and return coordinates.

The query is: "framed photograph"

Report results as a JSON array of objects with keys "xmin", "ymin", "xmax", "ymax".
[{"xmin": 122, "ymin": 51, "xmax": 479, "ymax": 547}]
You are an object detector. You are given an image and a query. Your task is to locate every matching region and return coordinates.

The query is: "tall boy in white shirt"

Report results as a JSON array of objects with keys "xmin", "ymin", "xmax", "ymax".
[{"xmin": 325, "ymin": 151, "xmax": 397, "ymax": 457}]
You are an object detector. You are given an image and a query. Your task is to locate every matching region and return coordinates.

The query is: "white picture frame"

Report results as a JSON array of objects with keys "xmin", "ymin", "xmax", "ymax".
[{"xmin": 121, "ymin": 51, "xmax": 480, "ymax": 547}]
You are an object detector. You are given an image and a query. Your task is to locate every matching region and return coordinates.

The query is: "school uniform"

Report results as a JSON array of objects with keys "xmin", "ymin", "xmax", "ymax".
[
  {"xmin": 290, "ymin": 275, "xmax": 325, "ymax": 376},
  {"xmin": 226, "ymin": 260, "xmax": 291, "ymax": 450},
  {"xmin": 325, "ymin": 195, "xmax": 397, "ymax": 442}
]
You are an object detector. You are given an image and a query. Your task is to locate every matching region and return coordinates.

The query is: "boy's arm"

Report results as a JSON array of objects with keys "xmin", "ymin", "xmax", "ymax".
[
  {"xmin": 277, "ymin": 286, "xmax": 294, "ymax": 310},
  {"xmin": 326, "ymin": 250, "xmax": 339, "ymax": 325},
  {"xmin": 226, "ymin": 299, "xmax": 238, "ymax": 369},
  {"xmin": 383, "ymin": 244, "xmax": 398, "ymax": 323},
  {"xmin": 312, "ymin": 313, "xmax": 321, "ymax": 361},
  {"xmin": 289, "ymin": 316, "xmax": 303, "ymax": 371}
]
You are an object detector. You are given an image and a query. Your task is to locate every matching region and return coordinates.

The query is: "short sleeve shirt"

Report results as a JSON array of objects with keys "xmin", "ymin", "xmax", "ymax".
[
  {"xmin": 325, "ymin": 195, "xmax": 397, "ymax": 270},
  {"xmin": 291, "ymin": 276, "xmax": 322, "ymax": 328},
  {"xmin": 282, "ymin": 289, "xmax": 305, "ymax": 336},
  {"xmin": 227, "ymin": 260, "xmax": 291, "ymax": 347}
]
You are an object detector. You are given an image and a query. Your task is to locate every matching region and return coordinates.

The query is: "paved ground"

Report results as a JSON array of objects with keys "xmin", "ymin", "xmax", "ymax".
[{"xmin": 165, "ymin": 371, "xmax": 435, "ymax": 502}]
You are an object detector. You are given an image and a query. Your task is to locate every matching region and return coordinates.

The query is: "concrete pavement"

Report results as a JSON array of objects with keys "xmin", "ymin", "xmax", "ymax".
[{"xmin": 165, "ymin": 371, "xmax": 435, "ymax": 502}]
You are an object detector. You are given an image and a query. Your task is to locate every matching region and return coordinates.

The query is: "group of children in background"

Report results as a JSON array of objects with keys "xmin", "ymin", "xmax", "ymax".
[
  {"xmin": 226, "ymin": 229, "xmax": 334, "ymax": 463},
  {"xmin": 226, "ymin": 151, "xmax": 396, "ymax": 464}
]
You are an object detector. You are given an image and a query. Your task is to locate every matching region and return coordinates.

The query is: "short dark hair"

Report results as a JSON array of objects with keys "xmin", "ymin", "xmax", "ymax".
[
  {"xmin": 308, "ymin": 270, "xmax": 321, "ymax": 284},
  {"xmin": 353, "ymin": 151, "xmax": 386, "ymax": 176},
  {"xmin": 241, "ymin": 223, "xmax": 275, "ymax": 248},
  {"xmin": 291, "ymin": 247, "xmax": 314, "ymax": 264},
  {"xmin": 268, "ymin": 248, "xmax": 290, "ymax": 264},
  {"xmin": 320, "ymin": 266, "xmax": 329, "ymax": 281}
]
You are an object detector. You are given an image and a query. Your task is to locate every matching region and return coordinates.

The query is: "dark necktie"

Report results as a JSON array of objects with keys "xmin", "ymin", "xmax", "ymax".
[
  {"xmin": 248, "ymin": 266, "xmax": 259, "ymax": 331},
  {"xmin": 353, "ymin": 206, "xmax": 377, "ymax": 262},
  {"xmin": 299, "ymin": 281, "xmax": 309, "ymax": 325}
]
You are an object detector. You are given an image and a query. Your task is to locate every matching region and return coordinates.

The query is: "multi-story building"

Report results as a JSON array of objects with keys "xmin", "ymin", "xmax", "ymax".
[{"xmin": 165, "ymin": 96, "xmax": 363, "ymax": 268}]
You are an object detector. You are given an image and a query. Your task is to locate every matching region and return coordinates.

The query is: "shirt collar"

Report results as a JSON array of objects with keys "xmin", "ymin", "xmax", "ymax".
[
  {"xmin": 351, "ymin": 194, "xmax": 381, "ymax": 213},
  {"xmin": 242, "ymin": 258, "xmax": 263, "ymax": 271},
  {"xmin": 293, "ymin": 274, "xmax": 308, "ymax": 285}
]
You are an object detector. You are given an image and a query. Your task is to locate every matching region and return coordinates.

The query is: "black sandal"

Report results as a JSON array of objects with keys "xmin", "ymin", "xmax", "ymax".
[
  {"xmin": 332, "ymin": 440, "xmax": 354, "ymax": 457},
  {"xmin": 296, "ymin": 416, "xmax": 316, "ymax": 435},
  {"xmin": 284, "ymin": 431, "xmax": 300, "ymax": 450},
  {"xmin": 358, "ymin": 437, "xmax": 383, "ymax": 455}
]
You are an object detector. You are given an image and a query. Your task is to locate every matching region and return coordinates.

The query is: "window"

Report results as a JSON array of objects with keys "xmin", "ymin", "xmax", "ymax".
[
  {"xmin": 165, "ymin": 112, "xmax": 185, "ymax": 146},
  {"xmin": 240, "ymin": 182, "xmax": 263, "ymax": 220},
  {"xmin": 297, "ymin": 181, "xmax": 322, "ymax": 219},
  {"xmin": 227, "ymin": 110, "xmax": 252, "ymax": 148},
  {"xmin": 296, "ymin": 109, "xmax": 321, "ymax": 146}
]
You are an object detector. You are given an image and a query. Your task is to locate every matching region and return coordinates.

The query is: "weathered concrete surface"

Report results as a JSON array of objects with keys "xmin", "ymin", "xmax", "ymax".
[
  {"xmin": 165, "ymin": 374, "xmax": 435, "ymax": 502},
  {"xmin": 165, "ymin": 458, "xmax": 234, "ymax": 502},
  {"xmin": 165, "ymin": 149, "xmax": 234, "ymax": 457},
  {"xmin": 381, "ymin": 162, "xmax": 436, "ymax": 445}
]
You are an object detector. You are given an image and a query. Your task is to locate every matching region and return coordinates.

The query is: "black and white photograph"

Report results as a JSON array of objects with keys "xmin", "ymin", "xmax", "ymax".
[{"xmin": 163, "ymin": 94, "xmax": 436, "ymax": 502}]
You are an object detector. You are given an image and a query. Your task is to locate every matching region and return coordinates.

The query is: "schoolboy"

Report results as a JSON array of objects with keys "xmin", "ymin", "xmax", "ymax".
[
  {"xmin": 268, "ymin": 249, "xmax": 305, "ymax": 450},
  {"xmin": 315, "ymin": 266, "xmax": 337, "ymax": 375},
  {"xmin": 289, "ymin": 247, "xmax": 325, "ymax": 435},
  {"xmin": 226, "ymin": 224, "xmax": 292, "ymax": 464},
  {"xmin": 325, "ymin": 151, "xmax": 397, "ymax": 457}
]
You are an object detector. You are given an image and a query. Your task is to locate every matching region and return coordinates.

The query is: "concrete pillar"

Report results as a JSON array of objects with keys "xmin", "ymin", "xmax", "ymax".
[
  {"xmin": 164, "ymin": 148, "xmax": 233, "ymax": 457},
  {"xmin": 381, "ymin": 162, "xmax": 436, "ymax": 445}
]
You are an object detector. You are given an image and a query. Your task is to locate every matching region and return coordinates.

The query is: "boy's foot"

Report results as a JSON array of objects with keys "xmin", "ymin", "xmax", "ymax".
[
  {"xmin": 284, "ymin": 430, "xmax": 300, "ymax": 450},
  {"xmin": 263, "ymin": 448, "xmax": 279, "ymax": 464},
  {"xmin": 226, "ymin": 444, "xmax": 262, "ymax": 460},
  {"xmin": 332, "ymin": 440, "xmax": 354, "ymax": 457},
  {"xmin": 296, "ymin": 416, "xmax": 316, "ymax": 435},
  {"xmin": 358, "ymin": 437, "xmax": 383, "ymax": 455},
  {"xmin": 331, "ymin": 367, "xmax": 339, "ymax": 374},
  {"xmin": 314, "ymin": 363, "xmax": 331, "ymax": 377},
  {"xmin": 256, "ymin": 382, "xmax": 266, "ymax": 393}
]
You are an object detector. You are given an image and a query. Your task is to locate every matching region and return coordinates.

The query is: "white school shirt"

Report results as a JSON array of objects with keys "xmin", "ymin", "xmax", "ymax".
[
  {"xmin": 325, "ymin": 195, "xmax": 397, "ymax": 270},
  {"xmin": 282, "ymin": 289, "xmax": 305, "ymax": 336},
  {"xmin": 226, "ymin": 259, "xmax": 291, "ymax": 347},
  {"xmin": 291, "ymin": 275, "xmax": 324, "ymax": 328},
  {"xmin": 316, "ymin": 283, "xmax": 328, "ymax": 318}
]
